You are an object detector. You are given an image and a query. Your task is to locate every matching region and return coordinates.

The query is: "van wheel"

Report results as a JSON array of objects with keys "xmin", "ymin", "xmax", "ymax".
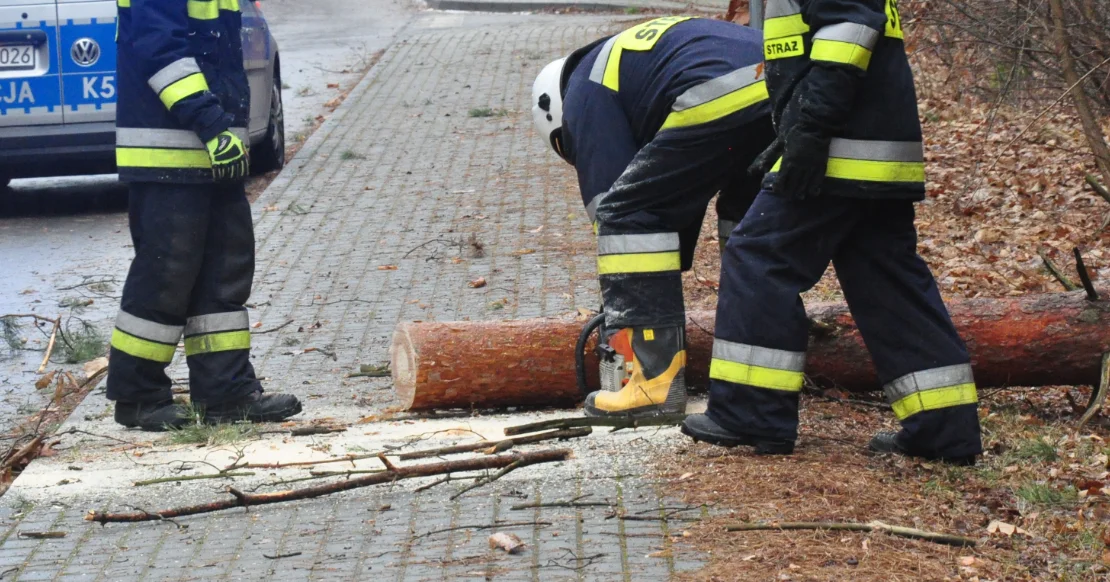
[{"xmin": 252, "ymin": 71, "xmax": 285, "ymax": 175}]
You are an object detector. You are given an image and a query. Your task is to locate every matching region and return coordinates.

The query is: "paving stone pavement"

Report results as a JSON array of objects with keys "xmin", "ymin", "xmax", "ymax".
[{"xmin": 0, "ymin": 12, "xmax": 707, "ymax": 581}]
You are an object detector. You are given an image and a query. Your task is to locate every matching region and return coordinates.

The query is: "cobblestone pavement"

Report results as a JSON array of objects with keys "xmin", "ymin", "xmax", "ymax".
[
  {"xmin": 0, "ymin": 11, "xmax": 707, "ymax": 581},
  {"xmin": 424, "ymin": 0, "xmax": 730, "ymax": 15}
]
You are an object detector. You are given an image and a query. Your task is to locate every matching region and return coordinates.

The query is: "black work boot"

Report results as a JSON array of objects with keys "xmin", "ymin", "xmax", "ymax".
[
  {"xmin": 681, "ymin": 413, "xmax": 794, "ymax": 455},
  {"xmin": 868, "ymin": 431, "xmax": 976, "ymax": 466},
  {"xmin": 114, "ymin": 400, "xmax": 192, "ymax": 431},
  {"xmin": 202, "ymin": 391, "xmax": 302, "ymax": 424}
]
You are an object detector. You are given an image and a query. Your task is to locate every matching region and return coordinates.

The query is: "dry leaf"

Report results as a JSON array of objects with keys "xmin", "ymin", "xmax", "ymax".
[
  {"xmin": 327, "ymin": 83, "xmax": 339, "ymax": 89},
  {"xmin": 987, "ymin": 520, "xmax": 1028, "ymax": 537},
  {"xmin": 468, "ymin": 277, "xmax": 487, "ymax": 288},
  {"xmin": 488, "ymin": 532, "xmax": 526, "ymax": 554},
  {"xmin": 678, "ymin": 472, "xmax": 694, "ymax": 481},
  {"xmin": 35, "ymin": 371, "xmax": 57, "ymax": 390},
  {"xmin": 514, "ymin": 248, "xmax": 536, "ymax": 256},
  {"xmin": 529, "ymin": 225, "xmax": 544, "ymax": 234},
  {"xmin": 959, "ymin": 556, "xmax": 977, "ymax": 566},
  {"xmin": 251, "ymin": 322, "xmax": 263, "ymax": 328},
  {"xmin": 82, "ymin": 357, "xmax": 108, "ymax": 378},
  {"xmin": 377, "ymin": 265, "xmax": 398, "ymax": 271}
]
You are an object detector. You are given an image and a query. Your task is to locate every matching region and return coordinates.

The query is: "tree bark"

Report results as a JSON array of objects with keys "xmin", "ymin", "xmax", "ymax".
[{"xmin": 391, "ymin": 291, "xmax": 1110, "ymax": 411}]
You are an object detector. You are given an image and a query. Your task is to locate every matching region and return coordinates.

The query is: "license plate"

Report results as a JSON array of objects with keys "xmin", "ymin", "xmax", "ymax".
[{"xmin": 0, "ymin": 45, "xmax": 35, "ymax": 71}]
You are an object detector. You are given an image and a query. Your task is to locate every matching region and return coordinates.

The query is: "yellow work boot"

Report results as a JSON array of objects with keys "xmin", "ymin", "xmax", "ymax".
[{"xmin": 585, "ymin": 326, "xmax": 687, "ymax": 417}]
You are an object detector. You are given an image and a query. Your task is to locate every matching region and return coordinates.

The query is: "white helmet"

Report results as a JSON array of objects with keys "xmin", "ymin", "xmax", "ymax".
[{"xmin": 532, "ymin": 57, "xmax": 567, "ymax": 161}]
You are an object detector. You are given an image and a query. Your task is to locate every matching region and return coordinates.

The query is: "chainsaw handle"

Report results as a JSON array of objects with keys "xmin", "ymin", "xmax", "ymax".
[{"xmin": 575, "ymin": 312, "xmax": 606, "ymax": 398}]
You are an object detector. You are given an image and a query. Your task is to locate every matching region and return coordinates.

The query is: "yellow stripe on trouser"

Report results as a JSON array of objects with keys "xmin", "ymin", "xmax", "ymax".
[
  {"xmin": 890, "ymin": 383, "xmax": 978, "ymax": 420},
  {"xmin": 710, "ymin": 359, "xmax": 805, "ymax": 392},
  {"xmin": 159, "ymin": 72, "xmax": 209, "ymax": 109},
  {"xmin": 810, "ymin": 38, "xmax": 873, "ymax": 70},
  {"xmin": 660, "ymin": 81, "xmax": 769, "ymax": 130},
  {"xmin": 597, "ymin": 252, "xmax": 681, "ymax": 275},
  {"xmin": 117, "ymin": 148, "xmax": 212, "ymax": 169},
  {"xmin": 184, "ymin": 330, "xmax": 251, "ymax": 356},
  {"xmin": 771, "ymin": 158, "xmax": 925, "ymax": 183},
  {"xmin": 117, "ymin": 0, "xmax": 130, "ymax": 6},
  {"xmin": 111, "ymin": 329, "xmax": 177, "ymax": 363}
]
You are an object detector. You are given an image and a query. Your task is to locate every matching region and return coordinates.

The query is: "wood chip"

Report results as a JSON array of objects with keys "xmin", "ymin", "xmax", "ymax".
[{"xmin": 488, "ymin": 532, "xmax": 526, "ymax": 554}]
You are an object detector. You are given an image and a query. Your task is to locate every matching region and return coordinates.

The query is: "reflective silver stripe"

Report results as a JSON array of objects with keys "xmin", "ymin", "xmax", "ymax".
[
  {"xmin": 884, "ymin": 364, "xmax": 975, "ymax": 403},
  {"xmin": 672, "ymin": 64, "xmax": 762, "ymax": 112},
  {"xmin": 712, "ymin": 339, "xmax": 806, "ymax": 371},
  {"xmin": 828, "ymin": 138, "xmax": 923, "ymax": 162},
  {"xmin": 585, "ymin": 194, "xmax": 602, "ymax": 222},
  {"xmin": 148, "ymin": 57, "xmax": 202, "ymax": 95},
  {"xmin": 813, "ymin": 22, "xmax": 881, "ymax": 51},
  {"xmin": 115, "ymin": 311, "xmax": 183, "ymax": 344},
  {"xmin": 597, "ymin": 233, "xmax": 680, "ymax": 256},
  {"xmin": 588, "ymin": 36, "xmax": 618, "ymax": 85},
  {"xmin": 718, "ymin": 219, "xmax": 738, "ymax": 239},
  {"xmin": 185, "ymin": 311, "xmax": 250, "ymax": 337},
  {"xmin": 765, "ymin": 0, "xmax": 801, "ymax": 18},
  {"xmin": 116, "ymin": 127, "xmax": 249, "ymax": 149}
]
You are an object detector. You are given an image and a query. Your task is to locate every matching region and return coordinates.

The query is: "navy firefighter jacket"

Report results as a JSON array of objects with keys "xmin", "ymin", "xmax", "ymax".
[
  {"xmin": 560, "ymin": 17, "xmax": 771, "ymax": 213},
  {"xmin": 115, "ymin": 0, "xmax": 250, "ymax": 184}
]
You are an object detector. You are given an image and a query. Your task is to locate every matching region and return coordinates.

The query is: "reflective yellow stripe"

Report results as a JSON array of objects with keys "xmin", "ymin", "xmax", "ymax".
[
  {"xmin": 884, "ymin": 0, "xmax": 904, "ymax": 39},
  {"xmin": 710, "ymin": 358, "xmax": 805, "ymax": 392},
  {"xmin": 764, "ymin": 14, "xmax": 809, "ymax": 39},
  {"xmin": 597, "ymin": 252, "xmax": 681, "ymax": 275},
  {"xmin": 187, "ymin": 0, "xmax": 219, "ymax": 20},
  {"xmin": 117, "ymin": 147, "xmax": 211, "ymax": 169},
  {"xmin": 891, "ymin": 383, "xmax": 978, "ymax": 420},
  {"xmin": 810, "ymin": 39, "xmax": 873, "ymax": 70},
  {"xmin": 111, "ymin": 329, "xmax": 176, "ymax": 363},
  {"xmin": 159, "ymin": 72, "xmax": 209, "ymax": 109},
  {"xmin": 184, "ymin": 330, "xmax": 251, "ymax": 356},
  {"xmin": 117, "ymin": 0, "xmax": 131, "ymax": 7},
  {"xmin": 219, "ymin": 0, "xmax": 241, "ymax": 11},
  {"xmin": 660, "ymin": 81, "xmax": 768, "ymax": 130},
  {"xmin": 771, "ymin": 158, "xmax": 925, "ymax": 183},
  {"xmin": 599, "ymin": 16, "xmax": 694, "ymax": 92}
]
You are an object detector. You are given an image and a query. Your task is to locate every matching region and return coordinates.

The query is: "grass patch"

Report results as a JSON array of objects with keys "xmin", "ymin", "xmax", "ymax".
[
  {"xmin": 624, "ymin": 6, "xmax": 641, "ymax": 14},
  {"xmin": 467, "ymin": 107, "xmax": 509, "ymax": 118},
  {"xmin": 1009, "ymin": 437, "xmax": 1059, "ymax": 463},
  {"xmin": 1014, "ymin": 482, "xmax": 1078, "ymax": 506},
  {"xmin": 340, "ymin": 150, "xmax": 365, "ymax": 160},
  {"xmin": 58, "ymin": 320, "xmax": 106, "ymax": 364}
]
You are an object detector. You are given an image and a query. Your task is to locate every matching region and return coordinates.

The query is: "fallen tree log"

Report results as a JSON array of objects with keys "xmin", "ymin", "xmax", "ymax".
[{"xmin": 390, "ymin": 291, "xmax": 1110, "ymax": 411}]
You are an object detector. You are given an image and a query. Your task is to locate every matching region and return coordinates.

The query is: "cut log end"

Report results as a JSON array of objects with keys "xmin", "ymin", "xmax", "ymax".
[{"xmin": 390, "ymin": 323, "xmax": 418, "ymax": 410}]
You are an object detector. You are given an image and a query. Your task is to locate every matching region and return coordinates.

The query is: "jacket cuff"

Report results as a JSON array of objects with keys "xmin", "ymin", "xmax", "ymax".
[{"xmin": 196, "ymin": 113, "xmax": 234, "ymax": 144}]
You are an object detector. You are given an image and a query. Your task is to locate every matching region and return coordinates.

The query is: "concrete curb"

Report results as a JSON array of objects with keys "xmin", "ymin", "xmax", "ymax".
[{"xmin": 425, "ymin": 0, "xmax": 719, "ymax": 13}]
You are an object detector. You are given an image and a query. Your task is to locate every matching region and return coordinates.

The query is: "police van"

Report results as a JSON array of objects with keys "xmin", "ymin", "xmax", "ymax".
[{"xmin": 0, "ymin": 0, "xmax": 283, "ymax": 187}]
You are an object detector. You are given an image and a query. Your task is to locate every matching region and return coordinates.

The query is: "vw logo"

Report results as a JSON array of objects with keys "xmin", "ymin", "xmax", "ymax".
[{"xmin": 71, "ymin": 38, "xmax": 100, "ymax": 67}]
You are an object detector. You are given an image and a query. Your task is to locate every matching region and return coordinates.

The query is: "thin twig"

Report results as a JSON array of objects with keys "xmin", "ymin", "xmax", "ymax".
[
  {"xmin": 253, "ymin": 320, "xmax": 295, "ymax": 335},
  {"xmin": 450, "ymin": 460, "xmax": 523, "ymax": 500},
  {"xmin": 133, "ymin": 472, "xmax": 254, "ymax": 487},
  {"xmin": 1079, "ymin": 352, "xmax": 1110, "ymax": 429},
  {"xmin": 413, "ymin": 520, "xmax": 552, "ymax": 540},
  {"xmin": 1039, "ymin": 249, "xmax": 1079, "ymax": 291},
  {"xmin": 87, "ymin": 449, "xmax": 571, "ymax": 523},
  {"xmin": 981, "ymin": 55, "xmax": 1110, "ymax": 179},
  {"xmin": 725, "ymin": 520, "xmax": 976, "ymax": 547},
  {"xmin": 503, "ymin": 415, "xmax": 685, "ymax": 436},
  {"xmin": 263, "ymin": 552, "xmax": 302, "ymax": 559},
  {"xmin": 1073, "ymin": 247, "xmax": 1100, "ymax": 301},
  {"xmin": 36, "ymin": 317, "xmax": 60, "ymax": 374},
  {"xmin": 399, "ymin": 427, "xmax": 591, "ymax": 460}
]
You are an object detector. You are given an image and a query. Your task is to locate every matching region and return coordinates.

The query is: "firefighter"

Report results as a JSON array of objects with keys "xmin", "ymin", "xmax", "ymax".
[
  {"xmin": 682, "ymin": 0, "xmax": 982, "ymax": 463},
  {"xmin": 108, "ymin": 0, "xmax": 301, "ymax": 430},
  {"xmin": 531, "ymin": 17, "xmax": 775, "ymax": 418}
]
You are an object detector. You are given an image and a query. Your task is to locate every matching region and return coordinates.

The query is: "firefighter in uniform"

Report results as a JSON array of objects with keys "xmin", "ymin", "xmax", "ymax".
[
  {"xmin": 108, "ymin": 0, "xmax": 302, "ymax": 430},
  {"xmin": 531, "ymin": 17, "xmax": 775, "ymax": 418},
  {"xmin": 682, "ymin": 0, "xmax": 983, "ymax": 463}
]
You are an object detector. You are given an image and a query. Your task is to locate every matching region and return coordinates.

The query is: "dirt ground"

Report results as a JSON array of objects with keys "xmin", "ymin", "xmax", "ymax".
[{"xmin": 663, "ymin": 11, "xmax": 1110, "ymax": 581}]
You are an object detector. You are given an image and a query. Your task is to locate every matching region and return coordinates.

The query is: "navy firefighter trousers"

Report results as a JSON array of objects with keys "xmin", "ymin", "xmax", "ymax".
[
  {"xmin": 107, "ymin": 182, "xmax": 262, "ymax": 407},
  {"xmin": 706, "ymin": 193, "xmax": 983, "ymax": 460}
]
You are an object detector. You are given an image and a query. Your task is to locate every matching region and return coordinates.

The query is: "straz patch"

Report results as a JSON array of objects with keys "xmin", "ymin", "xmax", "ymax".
[
  {"xmin": 885, "ymin": 0, "xmax": 904, "ymax": 39},
  {"xmin": 764, "ymin": 35, "xmax": 804, "ymax": 60}
]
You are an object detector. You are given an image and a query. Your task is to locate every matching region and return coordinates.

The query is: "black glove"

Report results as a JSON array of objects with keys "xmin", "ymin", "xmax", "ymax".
[
  {"xmin": 747, "ymin": 135, "xmax": 784, "ymax": 177},
  {"xmin": 774, "ymin": 128, "xmax": 830, "ymax": 200}
]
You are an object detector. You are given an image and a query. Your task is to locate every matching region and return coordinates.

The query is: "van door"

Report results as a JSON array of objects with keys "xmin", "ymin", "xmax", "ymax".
[
  {"xmin": 241, "ymin": 0, "xmax": 271, "ymax": 139},
  {"xmin": 55, "ymin": 0, "xmax": 116, "ymax": 124},
  {"xmin": 0, "ymin": 0, "xmax": 62, "ymax": 128}
]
